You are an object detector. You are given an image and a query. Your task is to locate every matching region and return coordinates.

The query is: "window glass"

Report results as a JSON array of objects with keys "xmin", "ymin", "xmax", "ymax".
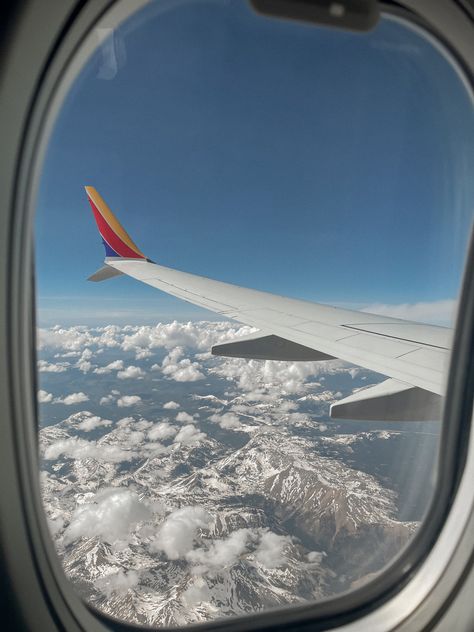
[{"xmin": 35, "ymin": 0, "xmax": 474, "ymax": 627}]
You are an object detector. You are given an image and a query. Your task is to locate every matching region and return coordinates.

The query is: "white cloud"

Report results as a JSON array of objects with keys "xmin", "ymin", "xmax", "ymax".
[
  {"xmin": 64, "ymin": 488, "xmax": 152, "ymax": 545},
  {"xmin": 362, "ymin": 299, "xmax": 457, "ymax": 326},
  {"xmin": 47, "ymin": 516, "xmax": 65, "ymax": 536},
  {"xmin": 167, "ymin": 363, "xmax": 205, "ymax": 382},
  {"xmin": 53, "ymin": 392, "xmax": 89, "ymax": 405},
  {"xmin": 37, "ymin": 326, "xmax": 120, "ymax": 352},
  {"xmin": 209, "ymin": 412, "xmax": 243, "ymax": 430},
  {"xmin": 150, "ymin": 507, "xmax": 212, "ymax": 559},
  {"xmin": 119, "ymin": 321, "xmax": 256, "ymax": 358},
  {"xmin": 186, "ymin": 528, "xmax": 252, "ymax": 571},
  {"xmin": 214, "ymin": 356, "xmax": 341, "ymax": 397},
  {"xmin": 38, "ymin": 389, "xmax": 53, "ymax": 403},
  {"xmin": 117, "ymin": 395, "xmax": 142, "ymax": 408},
  {"xmin": 161, "ymin": 349, "xmax": 205, "ymax": 383},
  {"xmin": 173, "ymin": 425, "xmax": 206, "ymax": 446},
  {"xmin": 99, "ymin": 391, "xmax": 119, "ymax": 405},
  {"xmin": 135, "ymin": 348, "xmax": 152, "ymax": 360},
  {"xmin": 254, "ymin": 531, "xmax": 290, "ymax": 568},
  {"xmin": 43, "ymin": 437, "xmax": 138, "ymax": 463},
  {"xmin": 76, "ymin": 360, "xmax": 93, "ymax": 373},
  {"xmin": 76, "ymin": 415, "xmax": 112, "ymax": 432},
  {"xmin": 307, "ymin": 551, "xmax": 326, "ymax": 564},
  {"xmin": 147, "ymin": 422, "xmax": 178, "ymax": 441},
  {"xmin": 163, "ymin": 401, "xmax": 180, "ymax": 410},
  {"xmin": 94, "ymin": 367, "xmax": 111, "ymax": 376},
  {"xmin": 108, "ymin": 359, "xmax": 124, "ymax": 370},
  {"xmin": 134, "ymin": 419, "xmax": 153, "ymax": 431},
  {"xmin": 37, "ymin": 322, "xmax": 256, "ymax": 364},
  {"xmin": 127, "ymin": 431, "xmax": 146, "ymax": 445},
  {"xmin": 195, "ymin": 352, "xmax": 212, "ymax": 361},
  {"xmin": 143, "ymin": 442, "xmax": 169, "ymax": 456},
  {"xmin": 37, "ymin": 321, "xmax": 359, "ymax": 419},
  {"xmin": 95, "ymin": 570, "xmax": 140, "ymax": 597},
  {"xmin": 37, "ymin": 360, "xmax": 69, "ymax": 373},
  {"xmin": 163, "ymin": 347, "xmax": 181, "ymax": 364},
  {"xmin": 93, "ymin": 360, "xmax": 124, "ymax": 374},
  {"xmin": 176, "ymin": 411, "xmax": 194, "ymax": 424},
  {"xmin": 75, "ymin": 350, "xmax": 95, "ymax": 374},
  {"xmin": 117, "ymin": 365, "xmax": 145, "ymax": 380},
  {"xmin": 116, "ymin": 416, "xmax": 135, "ymax": 428},
  {"xmin": 181, "ymin": 579, "xmax": 210, "ymax": 606}
]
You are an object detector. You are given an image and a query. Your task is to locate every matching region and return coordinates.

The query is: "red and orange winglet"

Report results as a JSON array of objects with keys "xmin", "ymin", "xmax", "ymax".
[{"xmin": 85, "ymin": 186, "xmax": 146, "ymax": 259}]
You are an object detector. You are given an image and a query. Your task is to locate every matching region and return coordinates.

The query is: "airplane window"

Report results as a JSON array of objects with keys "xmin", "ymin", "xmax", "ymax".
[{"xmin": 34, "ymin": 0, "xmax": 474, "ymax": 628}]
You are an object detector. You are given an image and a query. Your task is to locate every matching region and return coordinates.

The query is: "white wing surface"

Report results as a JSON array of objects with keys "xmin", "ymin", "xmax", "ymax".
[{"xmin": 86, "ymin": 186, "xmax": 451, "ymax": 421}]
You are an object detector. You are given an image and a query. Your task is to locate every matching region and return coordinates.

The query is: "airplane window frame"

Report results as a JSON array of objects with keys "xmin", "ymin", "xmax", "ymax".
[{"xmin": 0, "ymin": 1, "xmax": 473, "ymax": 631}]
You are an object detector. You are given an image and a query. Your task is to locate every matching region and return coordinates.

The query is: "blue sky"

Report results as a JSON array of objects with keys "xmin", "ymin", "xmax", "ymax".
[{"xmin": 35, "ymin": 1, "xmax": 474, "ymax": 326}]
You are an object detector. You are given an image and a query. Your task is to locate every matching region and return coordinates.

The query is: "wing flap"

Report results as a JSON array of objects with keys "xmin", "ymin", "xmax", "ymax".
[
  {"xmin": 342, "ymin": 322, "xmax": 452, "ymax": 349},
  {"xmin": 212, "ymin": 333, "xmax": 335, "ymax": 362},
  {"xmin": 330, "ymin": 378, "xmax": 443, "ymax": 421}
]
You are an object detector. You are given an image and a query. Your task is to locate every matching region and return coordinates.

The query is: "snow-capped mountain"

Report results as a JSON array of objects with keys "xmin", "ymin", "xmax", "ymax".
[
  {"xmin": 37, "ymin": 322, "xmax": 437, "ymax": 627},
  {"xmin": 40, "ymin": 411, "xmax": 416, "ymax": 627}
]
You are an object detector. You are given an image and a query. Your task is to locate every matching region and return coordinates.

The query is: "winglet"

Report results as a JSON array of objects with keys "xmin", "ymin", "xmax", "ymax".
[{"xmin": 85, "ymin": 186, "xmax": 146, "ymax": 259}]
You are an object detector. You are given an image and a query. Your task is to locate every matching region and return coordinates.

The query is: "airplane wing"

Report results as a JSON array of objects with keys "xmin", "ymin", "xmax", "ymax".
[{"xmin": 85, "ymin": 186, "xmax": 452, "ymax": 421}]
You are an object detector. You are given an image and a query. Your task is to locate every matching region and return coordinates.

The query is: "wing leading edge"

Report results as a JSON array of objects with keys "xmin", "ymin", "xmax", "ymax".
[{"xmin": 85, "ymin": 186, "xmax": 451, "ymax": 421}]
